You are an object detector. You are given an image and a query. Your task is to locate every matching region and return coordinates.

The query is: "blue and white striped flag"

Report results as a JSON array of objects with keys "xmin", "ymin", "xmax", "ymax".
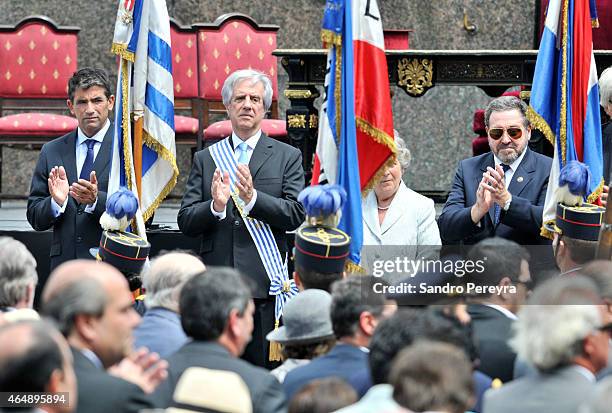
[{"xmin": 111, "ymin": 0, "xmax": 178, "ymax": 235}]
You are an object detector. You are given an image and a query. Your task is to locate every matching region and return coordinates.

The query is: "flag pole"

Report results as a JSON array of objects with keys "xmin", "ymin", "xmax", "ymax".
[
  {"xmin": 596, "ymin": 197, "xmax": 612, "ymax": 259},
  {"xmin": 133, "ymin": 115, "xmax": 143, "ymax": 202}
]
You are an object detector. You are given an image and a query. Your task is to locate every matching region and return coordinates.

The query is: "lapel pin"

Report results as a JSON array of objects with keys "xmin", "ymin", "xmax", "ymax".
[{"xmin": 517, "ymin": 176, "xmax": 524, "ymax": 183}]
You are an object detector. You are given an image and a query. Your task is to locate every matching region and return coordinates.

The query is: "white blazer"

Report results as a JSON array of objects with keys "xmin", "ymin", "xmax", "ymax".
[{"xmin": 362, "ymin": 182, "xmax": 441, "ymax": 263}]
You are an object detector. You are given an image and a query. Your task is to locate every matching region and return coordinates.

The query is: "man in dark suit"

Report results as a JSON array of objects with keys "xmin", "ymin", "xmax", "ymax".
[
  {"xmin": 465, "ymin": 238, "xmax": 532, "ymax": 383},
  {"xmin": 27, "ymin": 68, "xmax": 114, "ymax": 271},
  {"xmin": 438, "ymin": 95, "xmax": 552, "ymax": 246},
  {"xmin": 178, "ymin": 69, "xmax": 305, "ymax": 367},
  {"xmin": 150, "ymin": 267, "xmax": 287, "ymax": 413},
  {"xmin": 41, "ymin": 260, "xmax": 167, "ymax": 413},
  {"xmin": 282, "ymin": 276, "xmax": 396, "ymax": 400}
]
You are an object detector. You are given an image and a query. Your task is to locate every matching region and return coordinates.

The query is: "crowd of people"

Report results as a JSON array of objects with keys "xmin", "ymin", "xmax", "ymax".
[{"xmin": 0, "ymin": 64, "xmax": 612, "ymax": 413}]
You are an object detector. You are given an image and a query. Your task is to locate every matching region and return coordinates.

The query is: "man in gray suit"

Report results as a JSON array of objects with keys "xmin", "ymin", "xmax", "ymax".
[{"xmin": 483, "ymin": 276, "xmax": 611, "ymax": 413}]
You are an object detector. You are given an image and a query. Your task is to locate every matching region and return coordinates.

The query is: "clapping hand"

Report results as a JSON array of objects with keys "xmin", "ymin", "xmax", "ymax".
[
  {"xmin": 48, "ymin": 166, "xmax": 69, "ymax": 206},
  {"xmin": 108, "ymin": 347, "xmax": 168, "ymax": 394},
  {"xmin": 70, "ymin": 171, "xmax": 98, "ymax": 205},
  {"xmin": 211, "ymin": 168, "xmax": 230, "ymax": 212}
]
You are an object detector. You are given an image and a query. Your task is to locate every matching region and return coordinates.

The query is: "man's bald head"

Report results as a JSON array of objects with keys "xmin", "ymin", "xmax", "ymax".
[
  {"xmin": 42, "ymin": 259, "xmax": 127, "ymax": 304},
  {"xmin": 144, "ymin": 252, "xmax": 206, "ymax": 312}
]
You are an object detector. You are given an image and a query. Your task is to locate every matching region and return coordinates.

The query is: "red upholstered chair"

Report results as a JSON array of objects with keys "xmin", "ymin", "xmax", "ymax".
[
  {"xmin": 170, "ymin": 18, "xmax": 201, "ymax": 147},
  {"xmin": 194, "ymin": 13, "xmax": 286, "ymax": 146},
  {"xmin": 383, "ymin": 29, "xmax": 413, "ymax": 50},
  {"xmin": 0, "ymin": 16, "xmax": 79, "ymax": 197},
  {"xmin": 471, "ymin": 109, "xmax": 489, "ymax": 156}
]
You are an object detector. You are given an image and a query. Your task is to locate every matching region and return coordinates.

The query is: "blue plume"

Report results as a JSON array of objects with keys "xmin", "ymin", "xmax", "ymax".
[
  {"xmin": 559, "ymin": 160, "xmax": 591, "ymax": 196},
  {"xmin": 105, "ymin": 187, "xmax": 139, "ymax": 220},
  {"xmin": 298, "ymin": 184, "xmax": 347, "ymax": 217}
]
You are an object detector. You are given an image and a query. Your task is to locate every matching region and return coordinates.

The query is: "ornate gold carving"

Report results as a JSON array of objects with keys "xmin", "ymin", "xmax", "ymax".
[
  {"xmin": 309, "ymin": 114, "xmax": 318, "ymax": 129},
  {"xmin": 284, "ymin": 89, "xmax": 314, "ymax": 99},
  {"xmin": 397, "ymin": 58, "xmax": 433, "ymax": 96},
  {"xmin": 288, "ymin": 114, "xmax": 307, "ymax": 128}
]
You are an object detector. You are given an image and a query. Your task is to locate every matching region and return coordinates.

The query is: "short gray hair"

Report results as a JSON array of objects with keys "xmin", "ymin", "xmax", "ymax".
[
  {"xmin": 41, "ymin": 278, "xmax": 107, "ymax": 337},
  {"xmin": 143, "ymin": 253, "xmax": 204, "ymax": 310},
  {"xmin": 511, "ymin": 276, "xmax": 602, "ymax": 372},
  {"xmin": 394, "ymin": 131, "xmax": 412, "ymax": 172},
  {"xmin": 0, "ymin": 237, "xmax": 38, "ymax": 308},
  {"xmin": 221, "ymin": 69, "xmax": 273, "ymax": 111},
  {"xmin": 484, "ymin": 95, "xmax": 529, "ymax": 128},
  {"xmin": 599, "ymin": 66, "xmax": 612, "ymax": 109}
]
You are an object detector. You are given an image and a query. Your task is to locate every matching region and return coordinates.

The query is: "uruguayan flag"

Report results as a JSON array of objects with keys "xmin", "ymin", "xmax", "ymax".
[{"xmin": 111, "ymin": 0, "xmax": 178, "ymax": 236}]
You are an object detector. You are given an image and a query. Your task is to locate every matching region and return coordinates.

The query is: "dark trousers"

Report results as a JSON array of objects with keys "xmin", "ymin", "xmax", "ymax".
[{"xmin": 241, "ymin": 298, "xmax": 279, "ymax": 369}]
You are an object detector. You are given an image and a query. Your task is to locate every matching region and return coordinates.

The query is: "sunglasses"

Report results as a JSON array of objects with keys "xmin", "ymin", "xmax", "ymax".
[{"xmin": 488, "ymin": 127, "xmax": 523, "ymax": 140}]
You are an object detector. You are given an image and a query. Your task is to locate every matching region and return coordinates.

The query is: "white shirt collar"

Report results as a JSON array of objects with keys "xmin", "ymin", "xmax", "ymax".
[
  {"xmin": 571, "ymin": 364, "xmax": 597, "ymax": 382},
  {"xmin": 77, "ymin": 119, "xmax": 110, "ymax": 145},
  {"xmin": 231, "ymin": 129, "xmax": 262, "ymax": 151},
  {"xmin": 79, "ymin": 348, "xmax": 104, "ymax": 370},
  {"xmin": 483, "ymin": 303, "xmax": 518, "ymax": 320},
  {"xmin": 493, "ymin": 147, "xmax": 527, "ymax": 172}
]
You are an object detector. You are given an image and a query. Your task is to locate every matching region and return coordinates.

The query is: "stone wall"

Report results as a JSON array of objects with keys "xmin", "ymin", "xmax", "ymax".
[{"xmin": 1, "ymin": 0, "xmax": 535, "ymax": 196}]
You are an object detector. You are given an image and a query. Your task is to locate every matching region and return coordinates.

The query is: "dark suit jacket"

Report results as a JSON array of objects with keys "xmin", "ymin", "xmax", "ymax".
[
  {"xmin": 26, "ymin": 128, "xmax": 111, "ymax": 270},
  {"xmin": 603, "ymin": 122, "xmax": 612, "ymax": 185},
  {"xmin": 438, "ymin": 149, "xmax": 552, "ymax": 246},
  {"xmin": 150, "ymin": 341, "xmax": 287, "ymax": 413},
  {"xmin": 468, "ymin": 304, "xmax": 516, "ymax": 383},
  {"xmin": 177, "ymin": 134, "xmax": 305, "ymax": 298},
  {"xmin": 71, "ymin": 347, "xmax": 152, "ymax": 413},
  {"xmin": 283, "ymin": 343, "xmax": 369, "ymax": 401}
]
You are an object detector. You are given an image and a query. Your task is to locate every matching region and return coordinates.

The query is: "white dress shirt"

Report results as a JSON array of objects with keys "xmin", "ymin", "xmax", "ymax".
[
  {"xmin": 211, "ymin": 130, "xmax": 261, "ymax": 220},
  {"xmin": 50, "ymin": 120, "xmax": 110, "ymax": 217}
]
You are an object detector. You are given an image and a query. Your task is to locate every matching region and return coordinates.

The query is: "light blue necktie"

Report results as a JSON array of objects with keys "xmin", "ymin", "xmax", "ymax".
[{"xmin": 237, "ymin": 142, "xmax": 249, "ymax": 164}]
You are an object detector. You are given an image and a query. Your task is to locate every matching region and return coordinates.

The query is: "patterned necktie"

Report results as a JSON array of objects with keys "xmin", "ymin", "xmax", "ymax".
[
  {"xmin": 494, "ymin": 163, "xmax": 511, "ymax": 225},
  {"xmin": 237, "ymin": 142, "xmax": 249, "ymax": 164},
  {"xmin": 79, "ymin": 139, "xmax": 97, "ymax": 180}
]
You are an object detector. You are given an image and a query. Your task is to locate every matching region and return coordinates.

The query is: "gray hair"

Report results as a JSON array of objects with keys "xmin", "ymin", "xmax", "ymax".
[
  {"xmin": 484, "ymin": 95, "xmax": 529, "ymax": 128},
  {"xmin": 41, "ymin": 278, "xmax": 107, "ymax": 337},
  {"xmin": 511, "ymin": 276, "xmax": 602, "ymax": 372},
  {"xmin": 394, "ymin": 130, "xmax": 412, "ymax": 172},
  {"xmin": 0, "ymin": 237, "xmax": 38, "ymax": 308},
  {"xmin": 599, "ymin": 66, "xmax": 612, "ymax": 109},
  {"xmin": 221, "ymin": 69, "xmax": 273, "ymax": 111},
  {"xmin": 579, "ymin": 377, "xmax": 612, "ymax": 413},
  {"xmin": 143, "ymin": 254, "xmax": 204, "ymax": 310}
]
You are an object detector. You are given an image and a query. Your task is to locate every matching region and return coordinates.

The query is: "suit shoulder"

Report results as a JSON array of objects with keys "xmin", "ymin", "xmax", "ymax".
[
  {"xmin": 268, "ymin": 137, "xmax": 301, "ymax": 156},
  {"xmin": 530, "ymin": 150, "xmax": 553, "ymax": 165},
  {"xmin": 40, "ymin": 131, "xmax": 75, "ymax": 152}
]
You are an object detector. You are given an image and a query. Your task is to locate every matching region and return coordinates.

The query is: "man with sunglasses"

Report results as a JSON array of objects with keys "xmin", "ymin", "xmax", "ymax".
[{"xmin": 439, "ymin": 95, "xmax": 553, "ymax": 247}]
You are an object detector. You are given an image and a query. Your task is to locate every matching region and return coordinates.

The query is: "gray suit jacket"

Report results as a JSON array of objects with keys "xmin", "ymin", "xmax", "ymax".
[
  {"xmin": 483, "ymin": 365, "xmax": 596, "ymax": 413},
  {"xmin": 26, "ymin": 128, "xmax": 111, "ymax": 270}
]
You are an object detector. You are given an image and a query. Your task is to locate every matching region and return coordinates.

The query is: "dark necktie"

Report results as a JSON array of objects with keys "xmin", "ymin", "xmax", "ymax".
[
  {"xmin": 79, "ymin": 139, "xmax": 97, "ymax": 181},
  {"xmin": 494, "ymin": 164, "xmax": 511, "ymax": 225}
]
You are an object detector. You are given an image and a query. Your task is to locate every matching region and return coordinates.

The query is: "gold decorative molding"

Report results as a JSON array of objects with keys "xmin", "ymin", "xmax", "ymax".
[
  {"xmin": 398, "ymin": 58, "xmax": 433, "ymax": 96},
  {"xmin": 284, "ymin": 89, "xmax": 314, "ymax": 99},
  {"xmin": 288, "ymin": 114, "xmax": 307, "ymax": 128},
  {"xmin": 309, "ymin": 114, "xmax": 318, "ymax": 129}
]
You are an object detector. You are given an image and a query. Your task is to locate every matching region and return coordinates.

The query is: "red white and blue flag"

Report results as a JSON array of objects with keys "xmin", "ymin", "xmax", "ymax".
[
  {"xmin": 530, "ymin": 0, "xmax": 603, "ymax": 237},
  {"xmin": 313, "ymin": 0, "xmax": 395, "ymax": 268}
]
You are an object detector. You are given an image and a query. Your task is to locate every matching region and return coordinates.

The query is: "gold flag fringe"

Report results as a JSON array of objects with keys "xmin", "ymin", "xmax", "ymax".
[
  {"xmin": 540, "ymin": 219, "xmax": 557, "ymax": 240},
  {"xmin": 587, "ymin": 177, "xmax": 604, "ymax": 204},
  {"xmin": 111, "ymin": 43, "xmax": 135, "ymax": 62},
  {"xmin": 355, "ymin": 117, "xmax": 397, "ymax": 196},
  {"xmin": 321, "ymin": 29, "xmax": 342, "ymax": 47},
  {"xmin": 592, "ymin": 18, "xmax": 600, "ymax": 28},
  {"xmin": 269, "ymin": 320, "xmax": 283, "ymax": 361},
  {"xmin": 526, "ymin": 106, "xmax": 555, "ymax": 146},
  {"xmin": 345, "ymin": 259, "xmax": 366, "ymax": 275}
]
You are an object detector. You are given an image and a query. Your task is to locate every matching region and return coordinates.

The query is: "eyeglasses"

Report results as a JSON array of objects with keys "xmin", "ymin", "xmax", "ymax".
[{"xmin": 488, "ymin": 127, "xmax": 523, "ymax": 140}]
